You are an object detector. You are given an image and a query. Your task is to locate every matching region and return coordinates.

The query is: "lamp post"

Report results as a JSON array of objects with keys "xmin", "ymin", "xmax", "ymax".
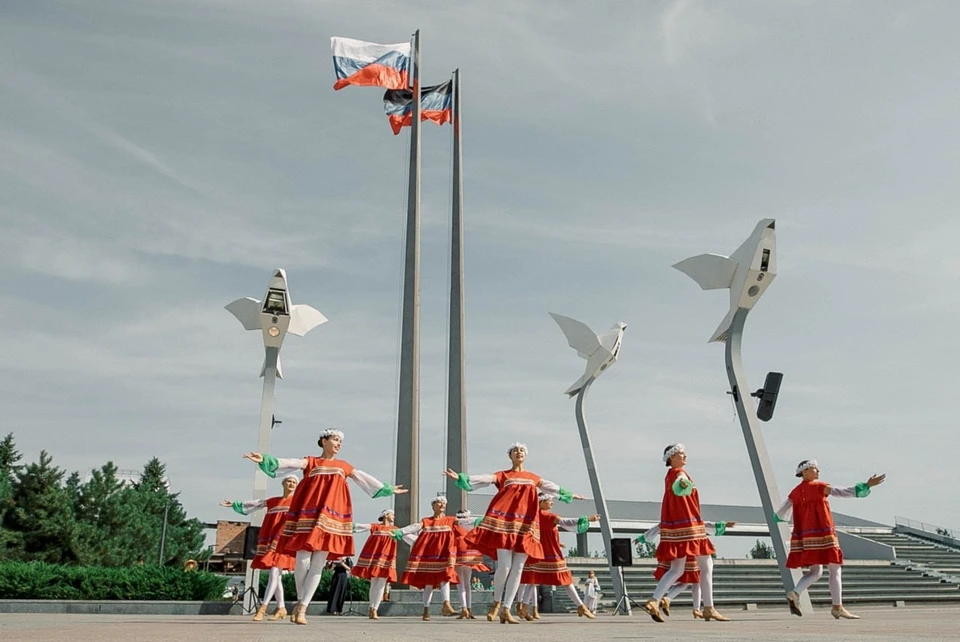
[
  {"xmin": 550, "ymin": 313, "xmax": 629, "ymax": 613},
  {"xmin": 673, "ymin": 219, "xmax": 810, "ymax": 613},
  {"xmin": 225, "ymin": 268, "xmax": 327, "ymax": 613}
]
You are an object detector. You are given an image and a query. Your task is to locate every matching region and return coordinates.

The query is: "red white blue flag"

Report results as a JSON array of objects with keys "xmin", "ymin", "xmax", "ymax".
[
  {"xmin": 382, "ymin": 81, "xmax": 453, "ymax": 135},
  {"xmin": 331, "ymin": 37, "xmax": 411, "ymax": 90}
]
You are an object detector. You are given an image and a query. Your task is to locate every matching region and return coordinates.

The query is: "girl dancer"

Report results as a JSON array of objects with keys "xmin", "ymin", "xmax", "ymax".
[
  {"xmin": 220, "ymin": 473, "xmax": 299, "ymax": 621},
  {"xmin": 444, "ymin": 441, "xmax": 584, "ymax": 624},
  {"xmin": 242, "ymin": 428, "xmax": 406, "ymax": 625},
  {"xmin": 643, "ymin": 443, "xmax": 728, "ymax": 623},
  {"xmin": 397, "ymin": 494, "xmax": 464, "ymax": 621},
  {"xmin": 453, "ymin": 508, "xmax": 489, "ymax": 619},
  {"xmin": 519, "ymin": 492, "xmax": 599, "ymax": 620},
  {"xmin": 352, "ymin": 509, "xmax": 400, "ymax": 620},
  {"xmin": 777, "ymin": 459, "xmax": 885, "ymax": 620},
  {"xmin": 637, "ymin": 520, "xmax": 735, "ymax": 618}
]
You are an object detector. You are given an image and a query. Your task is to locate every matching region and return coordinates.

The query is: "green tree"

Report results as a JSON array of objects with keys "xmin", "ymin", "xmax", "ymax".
[
  {"xmin": 749, "ymin": 539, "xmax": 776, "ymax": 559},
  {"xmin": 7, "ymin": 451, "xmax": 77, "ymax": 563}
]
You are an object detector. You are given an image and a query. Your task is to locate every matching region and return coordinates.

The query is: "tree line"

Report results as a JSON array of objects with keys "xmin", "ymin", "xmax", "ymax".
[{"xmin": 0, "ymin": 433, "xmax": 204, "ymax": 567}]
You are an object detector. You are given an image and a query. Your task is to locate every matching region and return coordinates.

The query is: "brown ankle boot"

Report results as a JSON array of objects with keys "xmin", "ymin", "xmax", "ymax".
[
  {"xmin": 441, "ymin": 600, "xmax": 457, "ymax": 616},
  {"xmin": 660, "ymin": 596, "xmax": 671, "ymax": 617},
  {"xmin": 422, "ymin": 606, "xmax": 431, "ymax": 621},
  {"xmin": 292, "ymin": 604, "xmax": 308, "ymax": 625},
  {"xmin": 499, "ymin": 606, "xmax": 519, "ymax": 624},
  {"xmin": 486, "ymin": 601, "xmax": 501, "ymax": 622},
  {"xmin": 368, "ymin": 607, "xmax": 379, "ymax": 620},
  {"xmin": 643, "ymin": 599, "xmax": 664, "ymax": 623}
]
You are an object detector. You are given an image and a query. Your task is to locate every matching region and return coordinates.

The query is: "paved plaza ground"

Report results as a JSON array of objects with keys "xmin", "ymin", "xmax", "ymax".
[{"xmin": 1, "ymin": 605, "xmax": 958, "ymax": 642}]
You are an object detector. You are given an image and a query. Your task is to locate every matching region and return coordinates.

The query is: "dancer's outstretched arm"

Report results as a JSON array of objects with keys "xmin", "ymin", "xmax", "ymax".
[
  {"xmin": 349, "ymin": 469, "xmax": 408, "ymax": 498},
  {"xmin": 220, "ymin": 499, "xmax": 266, "ymax": 516},
  {"xmin": 444, "ymin": 468, "xmax": 495, "ymax": 491},
  {"xmin": 826, "ymin": 473, "xmax": 885, "ymax": 498},
  {"xmin": 538, "ymin": 479, "xmax": 584, "ymax": 503},
  {"xmin": 242, "ymin": 452, "xmax": 306, "ymax": 477}
]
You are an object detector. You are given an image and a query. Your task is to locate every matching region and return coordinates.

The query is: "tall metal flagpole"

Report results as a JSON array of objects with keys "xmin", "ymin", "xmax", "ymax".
[
  {"xmin": 445, "ymin": 69, "xmax": 467, "ymax": 514},
  {"xmin": 395, "ymin": 29, "xmax": 421, "ymax": 577}
]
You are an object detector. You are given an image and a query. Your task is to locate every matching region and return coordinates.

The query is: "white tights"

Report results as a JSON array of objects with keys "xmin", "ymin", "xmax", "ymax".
[
  {"xmin": 652, "ymin": 555, "xmax": 714, "ymax": 607},
  {"xmin": 368, "ymin": 576, "xmax": 388, "ymax": 611},
  {"xmin": 262, "ymin": 567, "xmax": 285, "ymax": 609},
  {"xmin": 423, "ymin": 582, "xmax": 451, "ymax": 607},
  {"xmin": 294, "ymin": 550, "xmax": 329, "ymax": 608},
  {"xmin": 456, "ymin": 567, "xmax": 472, "ymax": 609},
  {"xmin": 795, "ymin": 563, "xmax": 843, "ymax": 605},
  {"xmin": 493, "ymin": 549, "xmax": 528, "ymax": 609},
  {"xmin": 665, "ymin": 582, "xmax": 702, "ymax": 609}
]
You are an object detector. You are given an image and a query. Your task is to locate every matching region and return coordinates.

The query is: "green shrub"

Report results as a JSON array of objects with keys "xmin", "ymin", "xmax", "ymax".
[{"xmin": 0, "ymin": 561, "xmax": 227, "ymax": 600}]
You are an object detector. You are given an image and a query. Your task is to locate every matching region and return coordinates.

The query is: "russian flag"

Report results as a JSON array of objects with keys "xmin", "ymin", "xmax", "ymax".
[
  {"xmin": 383, "ymin": 81, "xmax": 453, "ymax": 135},
  {"xmin": 331, "ymin": 37, "xmax": 411, "ymax": 91}
]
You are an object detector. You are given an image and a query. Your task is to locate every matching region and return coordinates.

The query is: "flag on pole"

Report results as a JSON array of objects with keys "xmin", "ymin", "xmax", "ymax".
[
  {"xmin": 331, "ymin": 37, "xmax": 411, "ymax": 90},
  {"xmin": 383, "ymin": 81, "xmax": 452, "ymax": 135}
]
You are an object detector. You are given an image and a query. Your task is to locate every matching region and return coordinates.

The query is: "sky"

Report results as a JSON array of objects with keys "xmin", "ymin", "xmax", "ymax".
[{"xmin": 2, "ymin": 0, "xmax": 958, "ymax": 558}]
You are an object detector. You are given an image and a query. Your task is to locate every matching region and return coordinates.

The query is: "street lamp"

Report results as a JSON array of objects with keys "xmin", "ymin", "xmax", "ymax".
[
  {"xmin": 225, "ymin": 268, "xmax": 327, "ymax": 611},
  {"xmin": 549, "ymin": 313, "xmax": 631, "ymax": 613},
  {"xmin": 672, "ymin": 219, "xmax": 810, "ymax": 612}
]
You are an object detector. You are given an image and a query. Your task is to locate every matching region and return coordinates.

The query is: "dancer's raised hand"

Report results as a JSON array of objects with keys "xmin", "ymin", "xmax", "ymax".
[
  {"xmin": 242, "ymin": 452, "xmax": 263, "ymax": 463},
  {"xmin": 867, "ymin": 473, "xmax": 886, "ymax": 487}
]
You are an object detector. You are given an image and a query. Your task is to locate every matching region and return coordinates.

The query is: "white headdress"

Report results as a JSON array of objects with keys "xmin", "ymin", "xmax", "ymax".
[
  {"xmin": 319, "ymin": 428, "xmax": 344, "ymax": 441},
  {"xmin": 282, "ymin": 473, "xmax": 300, "ymax": 484},
  {"xmin": 795, "ymin": 459, "xmax": 819, "ymax": 477},
  {"xmin": 538, "ymin": 491, "xmax": 555, "ymax": 501},
  {"xmin": 662, "ymin": 443, "xmax": 685, "ymax": 463},
  {"xmin": 456, "ymin": 508, "xmax": 472, "ymax": 518},
  {"xmin": 378, "ymin": 508, "xmax": 395, "ymax": 520},
  {"xmin": 507, "ymin": 442, "xmax": 528, "ymax": 456},
  {"xmin": 432, "ymin": 493, "xmax": 448, "ymax": 505}
]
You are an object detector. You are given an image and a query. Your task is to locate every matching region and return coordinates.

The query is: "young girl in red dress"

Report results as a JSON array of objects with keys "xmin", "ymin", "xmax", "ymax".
[
  {"xmin": 444, "ymin": 442, "xmax": 584, "ymax": 624},
  {"xmin": 351, "ymin": 508, "xmax": 400, "ymax": 620},
  {"xmin": 777, "ymin": 459, "xmax": 885, "ymax": 620},
  {"xmin": 643, "ymin": 443, "xmax": 728, "ymax": 623},
  {"xmin": 220, "ymin": 473, "xmax": 299, "ymax": 621},
  {"xmin": 519, "ymin": 492, "xmax": 599, "ymax": 620},
  {"xmin": 242, "ymin": 429, "xmax": 407, "ymax": 625},
  {"xmin": 453, "ymin": 508, "xmax": 489, "ymax": 619}
]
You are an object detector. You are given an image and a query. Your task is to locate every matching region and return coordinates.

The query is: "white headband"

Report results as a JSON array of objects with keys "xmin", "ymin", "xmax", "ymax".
[
  {"xmin": 456, "ymin": 509, "xmax": 472, "ymax": 518},
  {"xmin": 663, "ymin": 443, "xmax": 685, "ymax": 463},
  {"xmin": 319, "ymin": 429, "xmax": 344, "ymax": 441},
  {"xmin": 379, "ymin": 508, "xmax": 395, "ymax": 519},
  {"xmin": 538, "ymin": 491, "xmax": 554, "ymax": 501},
  {"xmin": 507, "ymin": 442, "xmax": 528, "ymax": 456},
  {"xmin": 282, "ymin": 474, "xmax": 300, "ymax": 484},
  {"xmin": 432, "ymin": 494, "xmax": 448, "ymax": 505},
  {"xmin": 796, "ymin": 459, "xmax": 819, "ymax": 476}
]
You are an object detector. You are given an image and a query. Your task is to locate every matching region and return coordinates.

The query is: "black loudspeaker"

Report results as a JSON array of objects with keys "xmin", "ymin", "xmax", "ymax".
[
  {"xmin": 243, "ymin": 526, "xmax": 261, "ymax": 560},
  {"xmin": 610, "ymin": 538, "xmax": 633, "ymax": 567},
  {"xmin": 753, "ymin": 371, "xmax": 783, "ymax": 422}
]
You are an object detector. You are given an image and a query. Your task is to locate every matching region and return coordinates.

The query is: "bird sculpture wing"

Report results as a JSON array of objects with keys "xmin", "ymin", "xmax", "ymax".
[
  {"xmin": 288, "ymin": 304, "xmax": 328, "ymax": 337},
  {"xmin": 549, "ymin": 312, "xmax": 602, "ymax": 359},
  {"xmin": 225, "ymin": 297, "xmax": 262, "ymax": 330}
]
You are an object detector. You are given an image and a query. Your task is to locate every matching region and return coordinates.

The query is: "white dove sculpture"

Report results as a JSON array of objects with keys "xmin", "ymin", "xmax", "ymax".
[
  {"xmin": 550, "ymin": 313, "xmax": 627, "ymax": 397},
  {"xmin": 225, "ymin": 268, "xmax": 327, "ymax": 379},
  {"xmin": 672, "ymin": 219, "xmax": 777, "ymax": 343}
]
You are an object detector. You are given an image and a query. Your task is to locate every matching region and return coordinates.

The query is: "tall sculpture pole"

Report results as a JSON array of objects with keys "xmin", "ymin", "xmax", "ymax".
[
  {"xmin": 673, "ymin": 219, "xmax": 810, "ymax": 613},
  {"xmin": 395, "ymin": 29, "xmax": 422, "ymax": 576},
  {"xmin": 445, "ymin": 68, "xmax": 467, "ymax": 513},
  {"xmin": 550, "ymin": 313, "xmax": 629, "ymax": 612},
  {"xmin": 225, "ymin": 268, "xmax": 327, "ymax": 612}
]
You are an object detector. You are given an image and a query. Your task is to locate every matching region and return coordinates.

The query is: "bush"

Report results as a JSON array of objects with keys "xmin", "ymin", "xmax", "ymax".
[
  {"xmin": 257, "ymin": 569, "xmax": 369, "ymax": 601},
  {"xmin": 0, "ymin": 561, "xmax": 227, "ymax": 600}
]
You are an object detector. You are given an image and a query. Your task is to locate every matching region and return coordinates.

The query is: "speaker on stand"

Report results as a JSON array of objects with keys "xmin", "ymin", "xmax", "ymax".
[{"xmin": 609, "ymin": 537, "xmax": 643, "ymax": 616}]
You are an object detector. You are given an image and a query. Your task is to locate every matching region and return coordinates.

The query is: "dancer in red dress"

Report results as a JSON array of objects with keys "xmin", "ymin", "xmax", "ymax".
[
  {"xmin": 519, "ymin": 492, "xmax": 599, "ymax": 620},
  {"xmin": 643, "ymin": 443, "xmax": 728, "ymax": 623},
  {"xmin": 444, "ymin": 441, "xmax": 584, "ymax": 624},
  {"xmin": 351, "ymin": 508, "xmax": 400, "ymax": 620},
  {"xmin": 777, "ymin": 459, "xmax": 885, "ymax": 620},
  {"xmin": 398, "ymin": 494, "xmax": 464, "ymax": 621},
  {"xmin": 242, "ymin": 429, "xmax": 407, "ymax": 625},
  {"xmin": 453, "ymin": 508, "xmax": 489, "ymax": 619},
  {"xmin": 220, "ymin": 473, "xmax": 299, "ymax": 621},
  {"xmin": 637, "ymin": 520, "xmax": 735, "ymax": 619}
]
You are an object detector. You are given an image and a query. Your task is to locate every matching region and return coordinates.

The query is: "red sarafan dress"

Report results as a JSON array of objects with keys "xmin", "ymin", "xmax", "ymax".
[
  {"xmin": 520, "ymin": 512, "xmax": 574, "ymax": 586},
  {"xmin": 279, "ymin": 457, "xmax": 356, "ymax": 557},
  {"xmin": 455, "ymin": 521, "xmax": 490, "ymax": 572},
  {"xmin": 352, "ymin": 524, "xmax": 398, "ymax": 582},
  {"xmin": 656, "ymin": 467, "xmax": 715, "ymax": 561},
  {"xmin": 252, "ymin": 495, "xmax": 296, "ymax": 571},
  {"xmin": 465, "ymin": 471, "xmax": 544, "ymax": 559},
  {"xmin": 785, "ymin": 480, "xmax": 843, "ymax": 567},
  {"xmin": 401, "ymin": 516, "xmax": 464, "ymax": 588},
  {"xmin": 653, "ymin": 556, "xmax": 699, "ymax": 584}
]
